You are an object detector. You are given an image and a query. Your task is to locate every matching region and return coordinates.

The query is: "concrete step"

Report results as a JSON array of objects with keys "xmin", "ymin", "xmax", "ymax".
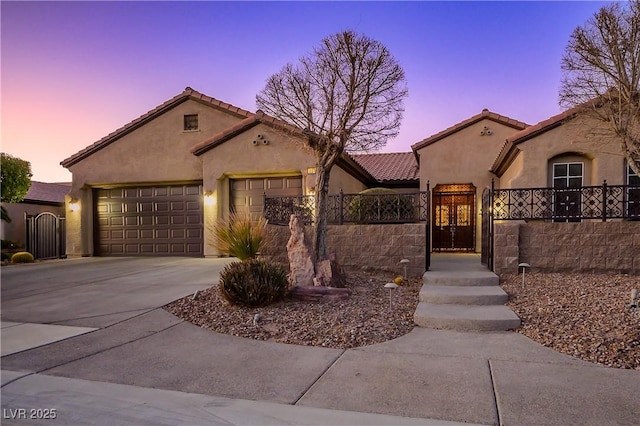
[
  {"xmin": 414, "ymin": 302, "xmax": 521, "ymax": 332},
  {"xmin": 422, "ymin": 270, "xmax": 499, "ymax": 287},
  {"xmin": 419, "ymin": 285, "xmax": 508, "ymax": 305}
]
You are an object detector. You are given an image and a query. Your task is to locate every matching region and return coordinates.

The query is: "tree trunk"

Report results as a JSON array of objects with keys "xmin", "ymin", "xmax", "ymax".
[{"xmin": 314, "ymin": 160, "xmax": 332, "ymax": 261}]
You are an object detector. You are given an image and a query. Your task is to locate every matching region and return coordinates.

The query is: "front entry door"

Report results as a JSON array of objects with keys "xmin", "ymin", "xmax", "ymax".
[{"xmin": 433, "ymin": 185, "xmax": 475, "ymax": 251}]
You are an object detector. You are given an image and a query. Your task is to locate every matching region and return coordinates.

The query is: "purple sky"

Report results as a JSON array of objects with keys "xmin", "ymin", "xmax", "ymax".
[{"xmin": 2, "ymin": 1, "xmax": 609, "ymax": 182}]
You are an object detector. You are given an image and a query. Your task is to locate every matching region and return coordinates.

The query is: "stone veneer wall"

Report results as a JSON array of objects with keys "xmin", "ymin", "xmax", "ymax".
[
  {"xmin": 261, "ymin": 223, "xmax": 426, "ymax": 278},
  {"xmin": 493, "ymin": 221, "xmax": 640, "ymax": 274}
]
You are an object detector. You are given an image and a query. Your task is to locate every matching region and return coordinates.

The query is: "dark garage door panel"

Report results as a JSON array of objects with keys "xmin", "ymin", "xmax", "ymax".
[
  {"xmin": 95, "ymin": 184, "xmax": 203, "ymax": 256},
  {"xmin": 231, "ymin": 176, "xmax": 302, "ymax": 219}
]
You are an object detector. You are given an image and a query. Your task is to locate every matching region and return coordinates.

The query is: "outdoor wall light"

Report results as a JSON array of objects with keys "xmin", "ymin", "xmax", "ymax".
[
  {"xmin": 69, "ymin": 200, "xmax": 80, "ymax": 212},
  {"xmin": 307, "ymin": 167, "xmax": 317, "ymax": 175},
  {"xmin": 203, "ymin": 192, "xmax": 215, "ymax": 206}
]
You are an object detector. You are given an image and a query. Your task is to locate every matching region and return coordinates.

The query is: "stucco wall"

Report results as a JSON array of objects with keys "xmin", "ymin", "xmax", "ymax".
[
  {"xmin": 0, "ymin": 203, "xmax": 65, "ymax": 245},
  {"xmin": 417, "ymin": 117, "xmax": 521, "ymax": 252},
  {"xmin": 199, "ymin": 124, "xmax": 370, "ymax": 256},
  {"xmin": 493, "ymin": 221, "xmax": 640, "ymax": 274},
  {"xmin": 65, "ymin": 100, "xmax": 246, "ymax": 256},
  {"xmin": 262, "ymin": 223, "xmax": 426, "ymax": 278},
  {"xmin": 501, "ymin": 115, "xmax": 627, "ymax": 189}
]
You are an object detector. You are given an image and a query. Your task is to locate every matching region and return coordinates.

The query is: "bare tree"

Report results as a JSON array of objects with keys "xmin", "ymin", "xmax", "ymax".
[
  {"xmin": 256, "ymin": 31, "xmax": 408, "ymax": 261},
  {"xmin": 560, "ymin": 0, "xmax": 640, "ymax": 175}
]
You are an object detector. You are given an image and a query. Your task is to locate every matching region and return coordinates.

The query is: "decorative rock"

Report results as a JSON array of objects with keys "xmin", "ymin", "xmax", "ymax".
[
  {"xmin": 286, "ymin": 214, "xmax": 315, "ymax": 287},
  {"xmin": 289, "ymin": 285, "xmax": 351, "ymax": 302},
  {"xmin": 314, "ymin": 257, "xmax": 347, "ymax": 288}
]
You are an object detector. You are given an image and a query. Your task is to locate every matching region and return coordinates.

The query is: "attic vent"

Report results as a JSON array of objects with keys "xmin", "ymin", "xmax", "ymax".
[{"xmin": 184, "ymin": 114, "xmax": 198, "ymax": 131}]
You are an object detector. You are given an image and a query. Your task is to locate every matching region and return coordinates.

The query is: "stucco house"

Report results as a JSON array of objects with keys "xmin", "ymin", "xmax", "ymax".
[
  {"xmin": 61, "ymin": 87, "xmax": 638, "ymax": 273},
  {"xmin": 411, "ymin": 109, "xmax": 528, "ymax": 252},
  {"xmin": 1, "ymin": 181, "xmax": 69, "ymax": 245},
  {"xmin": 61, "ymin": 87, "xmax": 418, "ymax": 258}
]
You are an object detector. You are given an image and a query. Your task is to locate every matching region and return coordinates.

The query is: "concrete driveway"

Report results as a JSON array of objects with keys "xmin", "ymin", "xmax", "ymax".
[{"xmin": 1, "ymin": 257, "xmax": 233, "ymax": 328}]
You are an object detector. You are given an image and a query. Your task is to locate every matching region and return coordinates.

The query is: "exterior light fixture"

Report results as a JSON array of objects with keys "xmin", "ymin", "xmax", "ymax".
[
  {"xmin": 400, "ymin": 259, "xmax": 410, "ymax": 278},
  {"xmin": 69, "ymin": 200, "xmax": 80, "ymax": 212},
  {"xmin": 384, "ymin": 282, "xmax": 399, "ymax": 310},
  {"xmin": 518, "ymin": 263, "xmax": 531, "ymax": 289},
  {"xmin": 307, "ymin": 167, "xmax": 317, "ymax": 175},
  {"xmin": 203, "ymin": 191, "xmax": 215, "ymax": 206}
]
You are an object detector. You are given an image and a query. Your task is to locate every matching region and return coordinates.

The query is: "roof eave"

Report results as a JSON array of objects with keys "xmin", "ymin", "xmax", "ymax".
[
  {"xmin": 411, "ymin": 113, "xmax": 527, "ymax": 152},
  {"xmin": 336, "ymin": 154, "xmax": 377, "ymax": 186}
]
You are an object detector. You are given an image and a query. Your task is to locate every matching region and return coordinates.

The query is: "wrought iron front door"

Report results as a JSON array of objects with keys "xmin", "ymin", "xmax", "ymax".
[{"xmin": 433, "ymin": 186, "xmax": 475, "ymax": 252}]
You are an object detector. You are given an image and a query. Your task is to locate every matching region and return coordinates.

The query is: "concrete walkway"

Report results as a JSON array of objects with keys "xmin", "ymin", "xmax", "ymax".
[{"xmin": 1, "ymin": 256, "xmax": 639, "ymax": 425}]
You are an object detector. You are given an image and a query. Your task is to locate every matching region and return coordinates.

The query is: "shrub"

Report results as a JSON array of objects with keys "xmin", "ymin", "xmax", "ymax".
[
  {"xmin": 1, "ymin": 252, "xmax": 11, "ymax": 262},
  {"xmin": 347, "ymin": 187, "xmax": 416, "ymax": 223},
  {"xmin": 219, "ymin": 259, "xmax": 289, "ymax": 307},
  {"xmin": 211, "ymin": 210, "xmax": 271, "ymax": 260},
  {"xmin": 11, "ymin": 251, "xmax": 34, "ymax": 263}
]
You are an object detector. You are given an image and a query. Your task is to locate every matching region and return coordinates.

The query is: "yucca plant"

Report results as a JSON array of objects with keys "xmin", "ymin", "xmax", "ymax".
[
  {"xmin": 219, "ymin": 259, "xmax": 289, "ymax": 307},
  {"xmin": 211, "ymin": 210, "xmax": 270, "ymax": 260}
]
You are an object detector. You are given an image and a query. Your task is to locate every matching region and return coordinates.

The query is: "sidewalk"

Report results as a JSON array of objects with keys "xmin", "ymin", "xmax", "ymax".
[{"xmin": 2, "ymin": 255, "xmax": 639, "ymax": 425}]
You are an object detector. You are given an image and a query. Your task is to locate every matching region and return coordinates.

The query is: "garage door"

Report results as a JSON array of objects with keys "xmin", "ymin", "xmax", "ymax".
[
  {"xmin": 231, "ymin": 176, "xmax": 302, "ymax": 220},
  {"xmin": 95, "ymin": 184, "xmax": 203, "ymax": 256}
]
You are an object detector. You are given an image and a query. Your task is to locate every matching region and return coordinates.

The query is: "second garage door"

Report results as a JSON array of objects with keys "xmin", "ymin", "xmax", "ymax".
[
  {"xmin": 94, "ymin": 184, "xmax": 203, "ymax": 256},
  {"xmin": 230, "ymin": 176, "xmax": 302, "ymax": 220}
]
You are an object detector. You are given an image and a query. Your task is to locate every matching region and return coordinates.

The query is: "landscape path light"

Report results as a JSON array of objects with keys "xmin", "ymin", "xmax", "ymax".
[
  {"xmin": 400, "ymin": 259, "xmax": 410, "ymax": 279},
  {"xmin": 384, "ymin": 282, "xmax": 399, "ymax": 311},
  {"xmin": 518, "ymin": 263, "xmax": 531, "ymax": 289}
]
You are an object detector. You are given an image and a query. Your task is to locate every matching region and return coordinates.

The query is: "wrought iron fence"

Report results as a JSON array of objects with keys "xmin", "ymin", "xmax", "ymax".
[
  {"xmin": 492, "ymin": 181, "xmax": 640, "ymax": 221},
  {"xmin": 264, "ymin": 190, "xmax": 430, "ymax": 225}
]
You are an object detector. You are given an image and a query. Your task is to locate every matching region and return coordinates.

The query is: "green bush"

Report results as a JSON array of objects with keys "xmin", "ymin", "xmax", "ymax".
[
  {"xmin": 219, "ymin": 259, "xmax": 289, "ymax": 307},
  {"xmin": 347, "ymin": 187, "xmax": 415, "ymax": 223},
  {"xmin": 11, "ymin": 251, "xmax": 34, "ymax": 263},
  {"xmin": 211, "ymin": 210, "xmax": 270, "ymax": 260},
  {"xmin": 1, "ymin": 252, "xmax": 11, "ymax": 262}
]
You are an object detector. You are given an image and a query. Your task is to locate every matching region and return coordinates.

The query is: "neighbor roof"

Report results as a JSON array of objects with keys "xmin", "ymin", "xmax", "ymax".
[
  {"xmin": 411, "ymin": 109, "xmax": 528, "ymax": 152},
  {"xmin": 351, "ymin": 152, "xmax": 419, "ymax": 183},
  {"xmin": 61, "ymin": 87, "xmax": 255, "ymax": 168},
  {"xmin": 23, "ymin": 181, "xmax": 70, "ymax": 205}
]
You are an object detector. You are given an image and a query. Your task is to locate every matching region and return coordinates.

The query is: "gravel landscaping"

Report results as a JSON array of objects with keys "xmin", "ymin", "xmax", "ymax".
[
  {"xmin": 165, "ymin": 272, "xmax": 421, "ymax": 349},
  {"xmin": 500, "ymin": 272, "xmax": 640, "ymax": 370},
  {"xmin": 165, "ymin": 269, "xmax": 639, "ymax": 370}
]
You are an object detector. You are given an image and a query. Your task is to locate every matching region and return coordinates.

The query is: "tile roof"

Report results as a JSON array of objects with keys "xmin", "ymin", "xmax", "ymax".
[
  {"xmin": 24, "ymin": 181, "xmax": 70, "ymax": 204},
  {"xmin": 490, "ymin": 103, "xmax": 587, "ymax": 176},
  {"xmin": 191, "ymin": 110, "xmax": 304, "ymax": 156},
  {"xmin": 191, "ymin": 110, "xmax": 378, "ymax": 184},
  {"xmin": 61, "ymin": 87, "xmax": 255, "ymax": 168},
  {"xmin": 351, "ymin": 152, "xmax": 419, "ymax": 182},
  {"xmin": 411, "ymin": 109, "xmax": 528, "ymax": 152}
]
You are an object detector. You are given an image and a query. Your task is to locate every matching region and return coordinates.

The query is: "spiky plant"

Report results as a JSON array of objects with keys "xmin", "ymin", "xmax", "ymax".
[
  {"xmin": 211, "ymin": 210, "xmax": 271, "ymax": 260},
  {"xmin": 218, "ymin": 259, "xmax": 289, "ymax": 307}
]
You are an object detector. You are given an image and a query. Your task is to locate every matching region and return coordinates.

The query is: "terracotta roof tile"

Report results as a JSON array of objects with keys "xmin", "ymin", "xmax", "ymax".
[
  {"xmin": 351, "ymin": 152, "xmax": 419, "ymax": 182},
  {"xmin": 61, "ymin": 87, "xmax": 254, "ymax": 168},
  {"xmin": 491, "ymin": 103, "xmax": 590, "ymax": 176},
  {"xmin": 411, "ymin": 109, "xmax": 528, "ymax": 152},
  {"xmin": 191, "ymin": 110, "xmax": 305, "ymax": 156},
  {"xmin": 24, "ymin": 181, "xmax": 70, "ymax": 204}
]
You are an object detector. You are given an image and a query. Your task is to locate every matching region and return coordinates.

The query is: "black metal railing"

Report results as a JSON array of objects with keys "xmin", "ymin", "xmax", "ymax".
[
  {"xmin": 264, "ymin": 190, "xmax": 430, "ymax": 225},
  {"xmin": 492, "ymin": 181, "xmax": 640, "ymax": 221}
]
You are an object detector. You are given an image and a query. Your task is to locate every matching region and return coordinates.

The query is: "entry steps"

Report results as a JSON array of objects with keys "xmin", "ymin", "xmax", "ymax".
[{"xmin": 414, "ymin": 268, "xmax": 521, "ymax": 332}]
